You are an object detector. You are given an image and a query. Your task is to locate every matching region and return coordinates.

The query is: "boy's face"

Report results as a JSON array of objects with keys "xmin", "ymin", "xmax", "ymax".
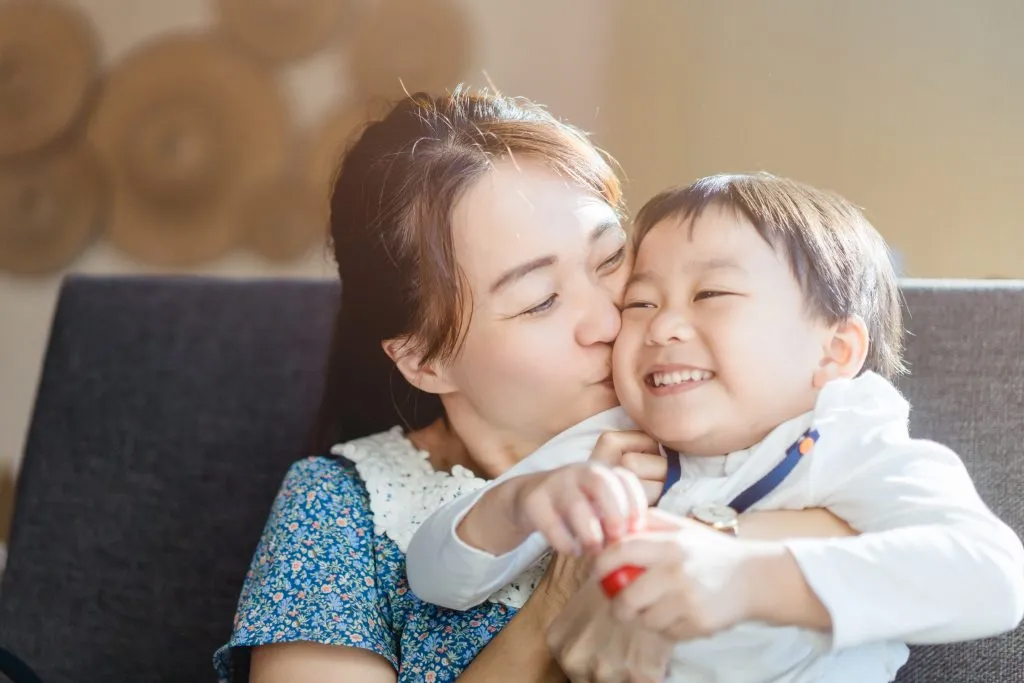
[{"xmin": 612, "ymin": 205, "xmax": 832, "ymax": 456}]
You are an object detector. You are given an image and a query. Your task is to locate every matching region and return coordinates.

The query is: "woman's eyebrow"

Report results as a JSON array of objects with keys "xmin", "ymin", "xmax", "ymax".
[
  {"xmin": 590, "ymin": 220, "xmax": 623, "ymax": 244},
  {"xmin": 490, "ymin": 256, "xmax": 557, "ymax": 294},
  {"xmin": 490, "ymin": 220, "xmax": 621, "ymax": 294}
]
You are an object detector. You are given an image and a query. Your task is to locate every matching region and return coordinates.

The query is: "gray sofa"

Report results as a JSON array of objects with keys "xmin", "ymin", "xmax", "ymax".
[{"xmin": 0, "ymin": 275, "xmax": 1020, "ymax": 683}]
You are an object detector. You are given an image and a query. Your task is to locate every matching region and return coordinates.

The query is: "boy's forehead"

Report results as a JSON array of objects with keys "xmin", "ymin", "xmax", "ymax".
[{"xmin": 632, "ymin": 209, "xmax": 789, "ymax": 278}]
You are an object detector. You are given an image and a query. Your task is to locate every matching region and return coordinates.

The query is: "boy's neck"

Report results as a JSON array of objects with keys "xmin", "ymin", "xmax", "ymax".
[{"xmin": 665, "ymin": 408, "xmax": 816, "ymax": 461}]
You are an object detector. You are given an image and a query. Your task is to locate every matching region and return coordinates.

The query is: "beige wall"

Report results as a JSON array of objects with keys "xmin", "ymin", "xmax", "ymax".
[
  {"xmin": 599, "ymin": 0, "xmax": 1024, "ymax": 278},
  {"xmin": 0, "ymin": 0, "xmax": 615, "ymax": 482},
  {"xmin": 2, "ymin": 0, "xmax": 1022, "ymax": 503}
]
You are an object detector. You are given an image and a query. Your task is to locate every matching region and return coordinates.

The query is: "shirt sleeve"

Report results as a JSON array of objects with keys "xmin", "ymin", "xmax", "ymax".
[
  {"xmin": 405, "ymin": 408, "xmax": 635, "ymax": 611},
  {"xmin": 785, "ymin": 422, "xmax": 1024, "ymax": 649},
  {"xmin": 406, "ymin": 481, "xmax": 551, "ymax": 610},
  {"xmin": 227, "ymin": 456, "xmax": 398, "ymax": 668}
]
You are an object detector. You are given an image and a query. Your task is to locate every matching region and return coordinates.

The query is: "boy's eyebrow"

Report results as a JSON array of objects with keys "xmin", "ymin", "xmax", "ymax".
[
  {"xmin": 695, "ymin": 257, "xmax": 746, "ymax": 272},
  {"xmin": 625, "ymin": 257, "xmax": 745, "ymax": 288}
]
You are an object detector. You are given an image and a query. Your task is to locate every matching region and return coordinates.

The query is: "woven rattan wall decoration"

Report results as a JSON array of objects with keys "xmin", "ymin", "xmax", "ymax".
[{"xmin": 0, "ymin": 0, "xmax": 472, "ymax": 275}]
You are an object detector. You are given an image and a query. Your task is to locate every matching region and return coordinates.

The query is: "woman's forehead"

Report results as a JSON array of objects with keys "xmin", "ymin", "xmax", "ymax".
[{"xmin": 451, "ymin": 159, "xmax": 619, "ymax": 281}]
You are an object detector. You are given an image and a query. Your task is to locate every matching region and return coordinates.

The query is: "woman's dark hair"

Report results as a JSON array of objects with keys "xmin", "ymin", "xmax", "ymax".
[{"xmin": 309, "ymin": 86, "xmax": 623, "ymax": 452}]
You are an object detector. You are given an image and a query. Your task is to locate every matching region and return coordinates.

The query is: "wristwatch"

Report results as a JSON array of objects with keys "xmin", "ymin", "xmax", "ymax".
[{"xmin": 689, "ymin": 503, "xmax": 740, "ymax": 536}]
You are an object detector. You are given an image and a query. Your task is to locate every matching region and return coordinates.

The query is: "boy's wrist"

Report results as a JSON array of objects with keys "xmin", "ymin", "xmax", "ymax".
[
  {"xmin": 505, "ymin": 472, "xmax": 546, "ymax": 537},
  {"xmin": 457, "ymin": 473, "xmax": 545, "ymax": 555}
]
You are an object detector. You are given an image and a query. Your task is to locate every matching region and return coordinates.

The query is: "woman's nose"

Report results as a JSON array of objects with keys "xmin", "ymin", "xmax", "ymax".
[
  {"xmin": 577, "ymin": 285, "xmax": 622, "ymax": 347},
  {"xmin": 646, "ymin": 308, "xmax": 695, "ymax": 346}
]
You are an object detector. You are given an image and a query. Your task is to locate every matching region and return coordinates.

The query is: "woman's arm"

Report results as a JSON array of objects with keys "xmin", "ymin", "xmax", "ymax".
[
  {"xmin": 250, "ymin": 643, "xmax": 397, "ymax": 683},
  {"xmin": 456, "ymin": 550, "xmax": 592, "ymax": 682},
  {"xmin": 595, "ymin": 436, "xmax": 1024, "ymax": 648},
  {"xmin": 739, "ymin": 508, "xmax": 856, "ymax": 541},
  {"xmin": 248, "ymin": 555, "xmax": 585, "ymax": 683}
]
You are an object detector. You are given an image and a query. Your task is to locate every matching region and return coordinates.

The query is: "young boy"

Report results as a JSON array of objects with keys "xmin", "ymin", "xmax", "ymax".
[{"xmin": 405, "ymin": 173, "xmax": 1024, "ymax": 682}]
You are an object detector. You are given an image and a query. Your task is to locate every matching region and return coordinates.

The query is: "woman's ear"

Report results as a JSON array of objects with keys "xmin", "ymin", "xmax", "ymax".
[
  {"xmin": 813, "ymin": 315, "xmax": 870, "ymax": 389},
  {"xmin": 381, "ymin": 337, "xmax": 456, "ymax": 395}
]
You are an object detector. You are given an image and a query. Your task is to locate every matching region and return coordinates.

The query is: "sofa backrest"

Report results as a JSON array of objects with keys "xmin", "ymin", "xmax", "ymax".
[{"xmin": 0, "ymin": 276, "xmax": 1021, "ymax": 682}]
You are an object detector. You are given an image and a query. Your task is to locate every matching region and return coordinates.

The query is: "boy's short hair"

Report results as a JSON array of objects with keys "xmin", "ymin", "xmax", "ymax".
[{"xmin": 633, "ymin": 172, "xmax": 906, "ymax": 379}]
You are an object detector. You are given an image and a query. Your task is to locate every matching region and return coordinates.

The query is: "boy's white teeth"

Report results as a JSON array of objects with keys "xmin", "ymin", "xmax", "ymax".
[{"xmin": 652, "ymin": 369, "xmax": 713, "ymax": 387}]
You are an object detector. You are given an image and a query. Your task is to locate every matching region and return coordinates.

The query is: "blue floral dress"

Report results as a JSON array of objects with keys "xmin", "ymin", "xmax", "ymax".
[{"xmin": 213, "ymin": 428, "xmax": 547, "ymax": 683}]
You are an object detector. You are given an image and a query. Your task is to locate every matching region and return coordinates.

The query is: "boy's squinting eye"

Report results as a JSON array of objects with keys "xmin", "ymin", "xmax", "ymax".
[
  {"xmin": 694, "ymin": 290, "xmax": 730, "ymax": 302},
  {"xmin": 621, "ymin": 300, "xmax": 655, "ymax": 311}
]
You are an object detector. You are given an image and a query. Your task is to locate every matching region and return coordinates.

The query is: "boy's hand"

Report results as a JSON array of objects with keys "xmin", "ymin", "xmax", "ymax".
[
  {"xmin": 590, "ymin": 430, "xmax": 667, "ymax": 504},
  {"xmin": 512, "ymin": 463, "xmax": 647, "ymax": 556}
]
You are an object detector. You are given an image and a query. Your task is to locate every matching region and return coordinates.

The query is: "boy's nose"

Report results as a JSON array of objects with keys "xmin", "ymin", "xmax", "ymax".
[{"xmin": 646, "ymin": 309, "xmax": 695, "ymax": 345}]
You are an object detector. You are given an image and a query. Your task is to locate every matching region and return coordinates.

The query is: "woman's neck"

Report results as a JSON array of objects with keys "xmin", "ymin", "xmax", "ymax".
[{"xmin": 407, "ymin": 413, "xmax": 542, "ymax": 480}]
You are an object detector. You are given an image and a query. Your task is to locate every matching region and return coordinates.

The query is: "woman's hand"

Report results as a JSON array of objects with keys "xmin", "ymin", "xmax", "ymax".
[
  {"xmin": 592, "ymin": 509, "xmax": 833, "ymax": 642},
  {"xmin": 546, "ymin": 576, "xmax": 673, "ymax": 683}
]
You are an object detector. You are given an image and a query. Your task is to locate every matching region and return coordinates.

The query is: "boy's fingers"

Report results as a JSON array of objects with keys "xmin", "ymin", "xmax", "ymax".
[
  {"xmin": 590, "ymin": 431, "xmax": 661, "ymax": 466},
  {"xmin": 580, "ymin": 466, "xmax": 630, "ymax": 539},
  {"xmin": 530, "ymin": 497, "xmax": 581, "ymax": 556},
  {"xmin": 620, "ymin": 451, "xmax": 669, "ymax": 482},
  {"xmin": 611, "ymin": 467, "xmax": 649, "ymax": 527},
  {"xmin": 566, "ymin": 496, "xmax": 605, "ymax": 554}
]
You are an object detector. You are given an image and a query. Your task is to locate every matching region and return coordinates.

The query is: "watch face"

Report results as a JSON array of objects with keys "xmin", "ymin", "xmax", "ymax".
[{"xmin": 692, "ymin": 503, "xmax": 738, "ymax": 525}]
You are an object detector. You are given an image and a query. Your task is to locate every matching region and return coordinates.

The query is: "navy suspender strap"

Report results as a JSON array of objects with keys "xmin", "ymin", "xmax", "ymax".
[
  {"xmin": 656, "ymin": 428, "xmax": 820, "ymax": 512},
  {"xmin": 728, "ymin": 428, "xmax": 819, "ymax": 513},
  {"xmin": 659, "ymin": 447, "xmax": 683, "ymax": 501}
]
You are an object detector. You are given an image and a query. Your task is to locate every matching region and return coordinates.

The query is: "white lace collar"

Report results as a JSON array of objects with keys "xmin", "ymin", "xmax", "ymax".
[{"xmin": 331, "ymin": 427, "xmax": 547, "ymax": 608}]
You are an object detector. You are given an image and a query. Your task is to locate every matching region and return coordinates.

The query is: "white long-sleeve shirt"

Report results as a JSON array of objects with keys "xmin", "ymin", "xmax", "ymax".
[{"xmin": 405, "ymin": 372, "xmax": 1024, "ymax": 682}]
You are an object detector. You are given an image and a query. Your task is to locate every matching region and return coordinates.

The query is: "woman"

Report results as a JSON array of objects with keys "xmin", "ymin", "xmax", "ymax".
[
  {"xmin": 211, "ymin": 89, "xmax": 851, "ymax": 683},
  {"xmin": 213, "ymin": 88, "xmax": 853, "ymax": 683}
]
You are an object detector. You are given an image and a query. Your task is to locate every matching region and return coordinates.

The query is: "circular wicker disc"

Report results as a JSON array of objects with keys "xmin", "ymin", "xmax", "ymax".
[
  {"xmin": 0, "ymin": 143, "xmax": 107, "ymax": 276},
  {"xmin": 216, "ymin": 0, "xmax": 353, "ymax": 63},
  {"xmin": 305, "ymin": 103, "xmax": 371, "ymax": 201},
  {"xmin": 348, "ymin": 0, "xmax": 471, "ymax": 99},
  {"xmin": 0, "ymin": 1, "xmax": 99, "ymax": 157},
  {"xmin": 241, "ymin": 178, "xmax": 326, "ymax": 262},
  {"xmin": 88, "ymin": 33, "xmax": 291, "ymax": 267}
]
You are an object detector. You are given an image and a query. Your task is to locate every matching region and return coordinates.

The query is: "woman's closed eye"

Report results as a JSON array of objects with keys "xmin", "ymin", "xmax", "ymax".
[
  {"xmin": 598, "ymin": 247, "xmax": 626, "ymax": 273},
  {"xmin": 519, "ymin": 293, "xmax": 558, "ymax": 316},
  {"xmin": 621, "ymin": 300, "xmax": 655, "ymax": 311}
]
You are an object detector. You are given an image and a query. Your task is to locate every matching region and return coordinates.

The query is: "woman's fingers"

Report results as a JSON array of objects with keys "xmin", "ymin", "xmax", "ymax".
[
  {"xmin": 606, "ymin": 563, "xmax": 671, "ymax": 622},
  {"xmin": 592, "ymin": 528, "xmax": 686, "ymax": 579}
]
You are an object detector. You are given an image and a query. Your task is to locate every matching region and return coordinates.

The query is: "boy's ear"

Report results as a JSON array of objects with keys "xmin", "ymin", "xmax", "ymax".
[
  {"xmin": 813, "ymin": 315, "xmax": 869, "ymax": 388},
  {"xmin": 382, "ymin": 337, "xmax": 456, "ymax": 395}
]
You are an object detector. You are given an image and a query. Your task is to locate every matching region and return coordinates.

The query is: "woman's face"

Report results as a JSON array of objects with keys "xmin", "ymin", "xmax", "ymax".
[{"xmin": 440, "ymin": 159, "xmax": 629, "ymax": 453}]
